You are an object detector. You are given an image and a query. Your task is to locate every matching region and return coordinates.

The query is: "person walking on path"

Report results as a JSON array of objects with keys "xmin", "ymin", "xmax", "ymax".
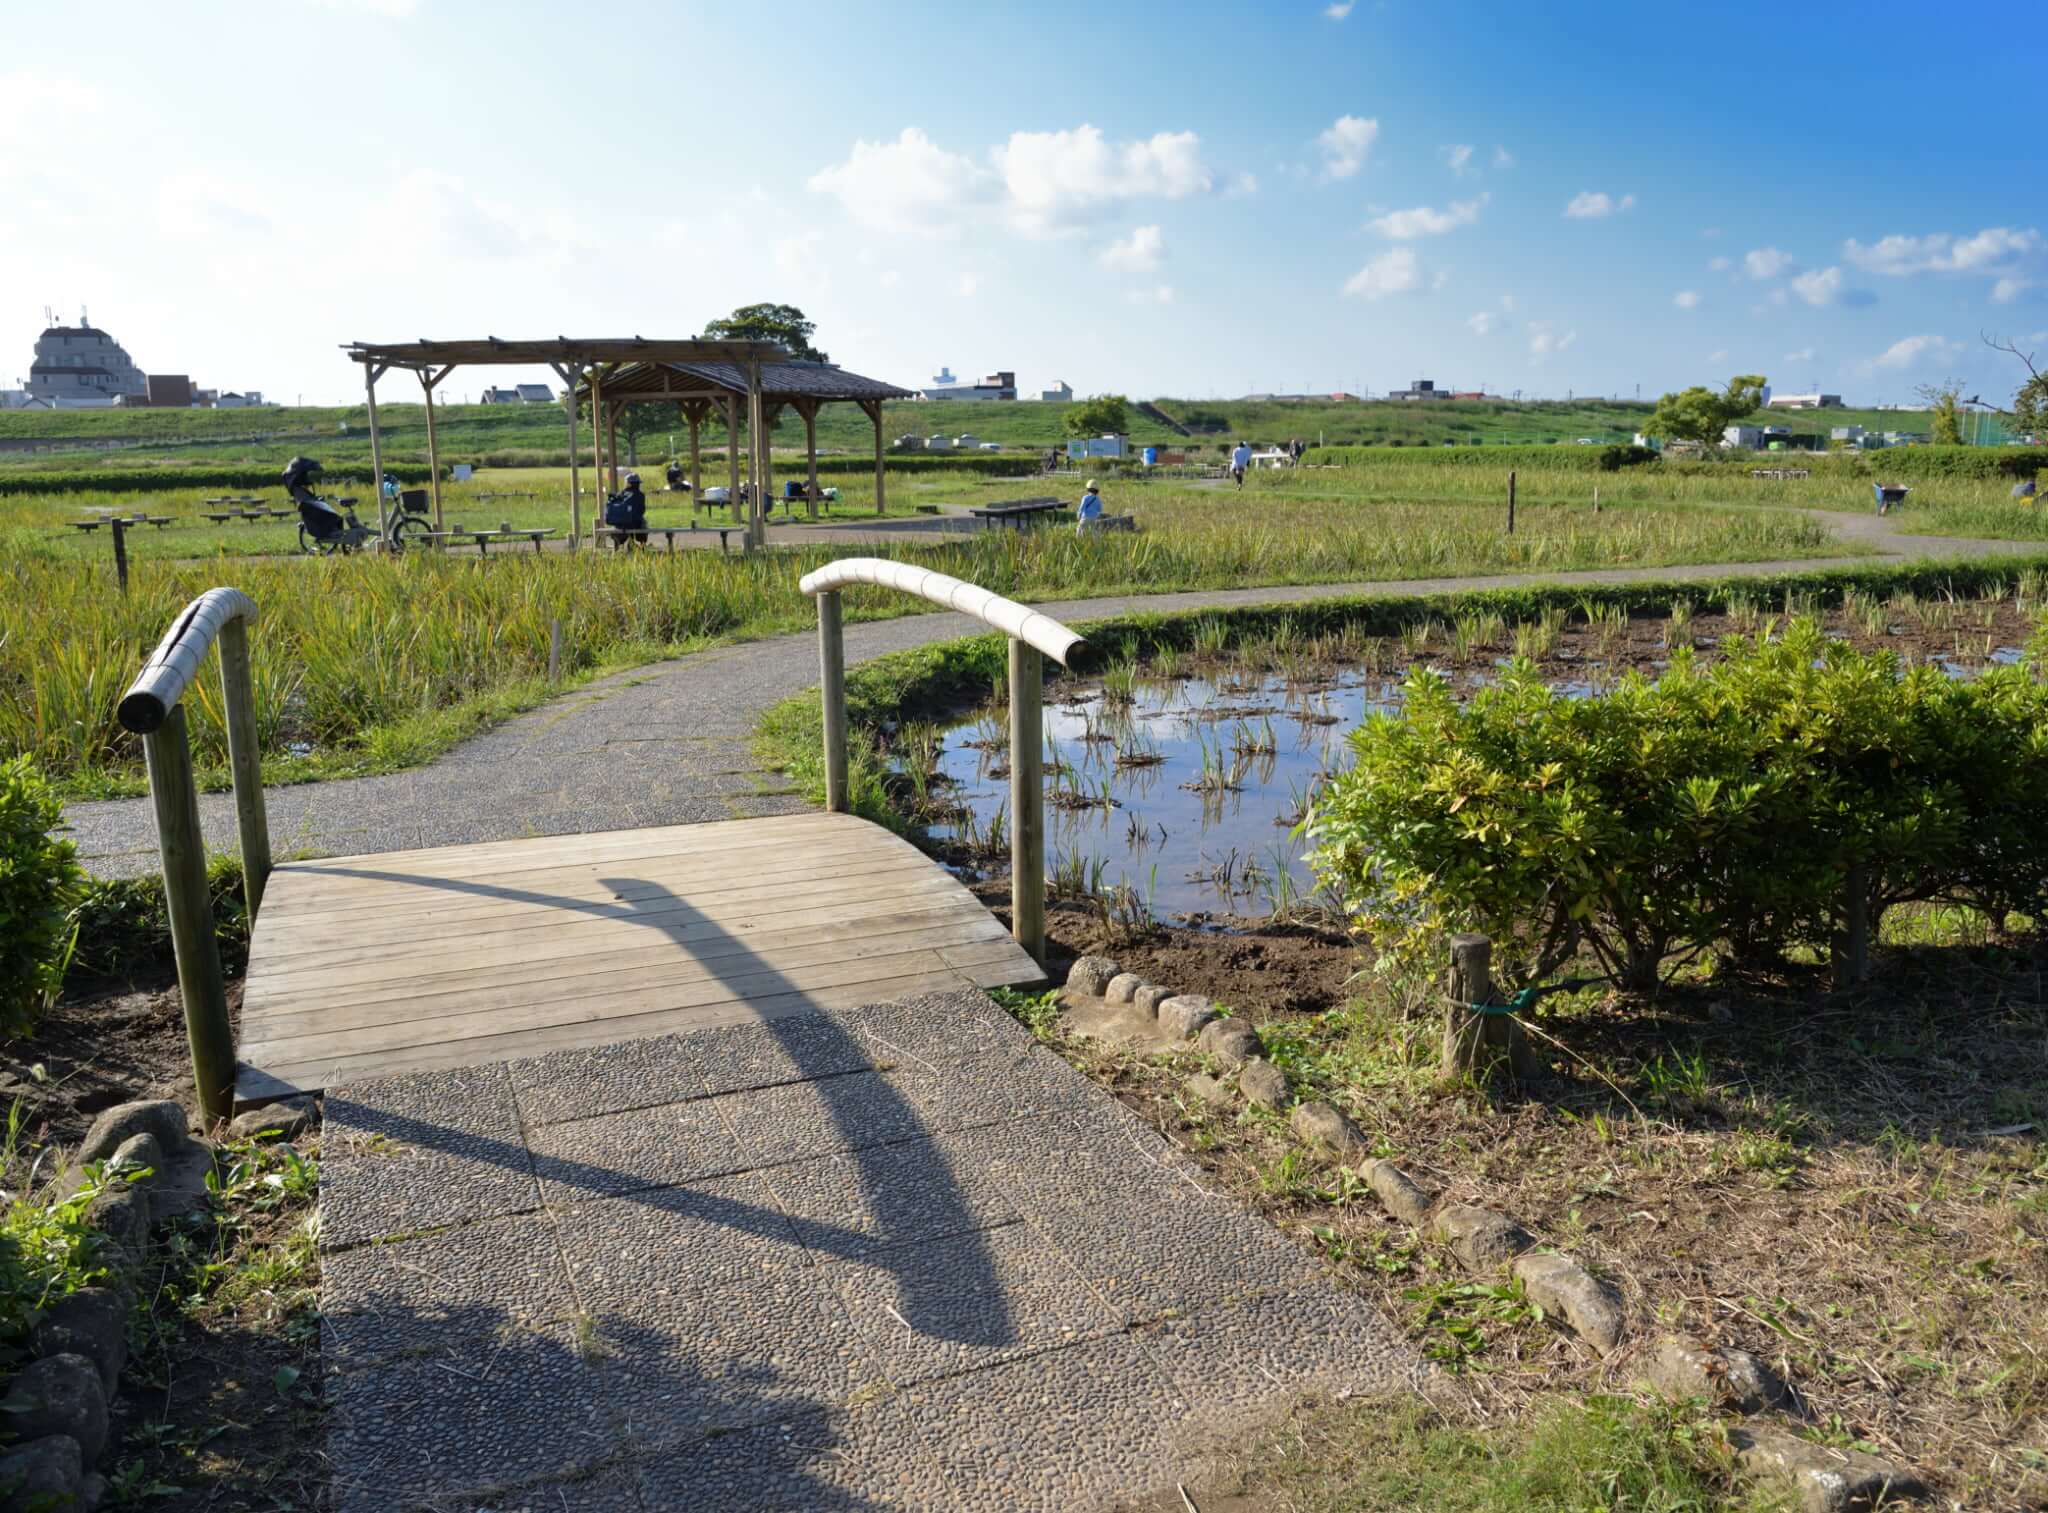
[
  {"xmin": 1076, "ymin": 478, "xmax": 1104, "ymax": 534},
  {"xmin": 1231, "ymin": 440, "xmax": 1251, "ymax": 488}
]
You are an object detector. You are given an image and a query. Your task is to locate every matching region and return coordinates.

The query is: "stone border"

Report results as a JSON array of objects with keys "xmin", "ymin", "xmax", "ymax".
[
  {"xmin": 1061, "ymin": 955, "xmax": 1926, "ymax": 1513},
  {"xmin": 0, "ymin": 1096, "xmax": 318, "ymax": 1511}
]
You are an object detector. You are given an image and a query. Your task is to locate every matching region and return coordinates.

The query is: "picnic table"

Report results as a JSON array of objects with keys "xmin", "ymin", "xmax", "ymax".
[
  {"xmin": 968, "ymin": 497, "xmax": 1064, "ymax": 530},
  {"xmin": 200, "ymin": 506, "xmax": 289, "ymax": 523},
  {"xmin": 204, "ymin": 495, "xmax": 268, "ymax": 505},
  {"xmin": 71, "ymin": 514, "xmax": 173, "ymax": 532},
  {"xmin": 474, "ymin": 491, "xmax": 537, "ymax": 502},
  {"xmin": 1750, "ymin": 468, "xmax": 1811, "ymax": 480},
  {"xmin": 420, "ymin": 527, "xmax": 559, "ymax": 556},
  {"xmin": 597, "ymin": 524, "xmax": 742, "ymax": 554}
]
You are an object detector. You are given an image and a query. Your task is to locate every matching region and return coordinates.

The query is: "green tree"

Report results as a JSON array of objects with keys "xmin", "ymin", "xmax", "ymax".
[
  {"xmin": 1643, "ymin": 374, "xmax": 1770, "ymax": 448},
  {"xmin": 1063, "ymin": 394, "xmax": 1130, "ymax": 439},
  {"xmin": 1986, "ymin": 335, "xmax": 2047, "ymax": 439},
  {"xmin": 1917, "ymin": 381, "xmax": 1965, "ymax": 445},
  {"xmin": 701, "ymin": 303, "xmax": 827, "ymax": 362}
]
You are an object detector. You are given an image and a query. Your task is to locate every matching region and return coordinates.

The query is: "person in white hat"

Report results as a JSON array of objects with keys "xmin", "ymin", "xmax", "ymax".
[{"xmin": 1076, "ymin": 478, "xmax": 1103, "ymax": 533}]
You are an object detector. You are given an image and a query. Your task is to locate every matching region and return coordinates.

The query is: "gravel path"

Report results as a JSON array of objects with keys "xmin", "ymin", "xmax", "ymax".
[{"xmin": 65, "ymin": 510, "xmax": 2034, "ymax": 876}]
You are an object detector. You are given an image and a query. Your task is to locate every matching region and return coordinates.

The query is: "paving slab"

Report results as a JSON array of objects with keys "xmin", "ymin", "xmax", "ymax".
[
  {"xmin": 716, "ymin": 1069, "xmax": 929, "ymax": 1166},
  {"xmin": 551, "ymin": 1171, "xmax": 810, "ymax": 1308},
  {"xmin": 684, "ymin": 1012, "xmax": 877, "ymax": 1095},
  {"xmin": 526, "ymin": 1096, "xmax": 740, "ymax": 1206},
  {"xmin": 762, "ymin": 1129, "xmax": 1019, "ymax": 1261},
  {"xmin": 508, "ymin": 1033, "xmax": 709, "ymax": 1128},
  {"xmin": 631, "ymin": 1401, "xmax": 956, "ymax": 1513}
]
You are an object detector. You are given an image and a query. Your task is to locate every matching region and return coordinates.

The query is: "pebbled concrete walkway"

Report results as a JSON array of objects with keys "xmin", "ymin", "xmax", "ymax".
[
  {"xmin": 319, "ymin": 988, "xmax": 1423, "ymax": 1511},
  {"xmin": 66, "ymin": 510, "xmax": 2035, "ymax": 877}
]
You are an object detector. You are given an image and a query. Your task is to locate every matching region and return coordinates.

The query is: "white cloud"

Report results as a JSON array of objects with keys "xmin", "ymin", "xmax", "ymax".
[
  {"xmin": 1993, "ymin": 276, "xmax": 2031, "ymax": 304},
  {"xmin": 1226, "ymin": 171, "xmax": 1259, "ymax": 197},
  {"xmin": 1707, "ymin": 349, "xmax": 1729, "ymax": 362},
  {"xmin": 1492, "ymin": 145, "xmax": 1515, "ymax": 169},
  {"xmin": 1368, "ymin": 194, "xmax": 1487, "ymax": 239},
  {"xmin": 1324, "ymin": 0, "xmax": 1355, "ymax": 16},
  {"xmin": 1467, "ymin": 311, "xmax": 1501, "ymax": 335},
  {"xmin": 1528, "ymin": 321, "xmax": 1577, "ymax": 358},
  {"xmin": 1342, "ymin": 247, "xmax": 1421, "ymax": 299},
  {"xmin": 807, "ymin": 127, "xmax": 988, "ymax": 233},
  {"xmin": 1845, "ymin": 226, "xmax": 2041, "ymax": 276},
  {"xmin": 1127, "ymin": 284, "xmax": 1175, "ymax": 305},
  {"xmin": 1564, "ymin": 191, "xmax": 1633, "ymax": 219},
  {"xmin": 1744, "ymin": 247, "xmax": 1795, "ymax": 279},
  {"xmin": 1316, "ymin": 115, "xmax": 1379, "ymax": 181},
  {"xmin": 1674, "ymin": 290, "xmax": 1701, "ymax": 310},
  {"xmin": 995, "ymin": 125, "xmax": 1210, "ymax": 233},
  {"xmin": 954, "ymin": 272, "xmax": 981, "ymax": 298},
  {"xmin": 1783, "ymin": 347, "xmax": 1815, "ymax": 363},
  {"xmin": 1791, "ymin": 266, "xmax": 1842, "ymax": 307},
  {"xmin": 1862, "ymin": 333, "xmax": 1963, "ymax": 372},
  {"xmin": 771, "ymin": 230, "xmax": 826, "ymax": 279},
  {"xmin": 1100, "ymin": 224, "xmax": 1164, "ymax": 273},
  {"xmin": 1708, "ymin": 255, "xmax": 1732, "ymax": 272},
  {"xmin": 1444, "ymin": 144, "xmax": 1475, "ymax": 175}
]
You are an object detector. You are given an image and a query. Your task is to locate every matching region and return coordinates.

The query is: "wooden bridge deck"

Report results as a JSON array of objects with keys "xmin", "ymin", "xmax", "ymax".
[{"xmin": 233, "ymin": 813, "xmax": 1044, "ymax": 1104}]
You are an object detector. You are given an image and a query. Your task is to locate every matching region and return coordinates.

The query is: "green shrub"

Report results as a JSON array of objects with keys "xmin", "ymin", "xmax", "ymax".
[
  {"xmin": 0, "ymin": 756, "xmax": 85, "ymax": 1033},
  {"xmin": 1307, "ymin": 623, "xmax": 2048, "ymax": 992},
  {"xmin": 1597, "ymin": 444, "xmax": 1660, "ymax": 472},
  {"xmin": 0, "ymin": 463, "xmax": 435, "ymax": 497},
  {"xmin": 0, "ymin": 1152, "xmax": 132, "ymax": 1372},
  {"xmin": 69, "ymin": 857, "xmax": 250, "ymax": 983}
]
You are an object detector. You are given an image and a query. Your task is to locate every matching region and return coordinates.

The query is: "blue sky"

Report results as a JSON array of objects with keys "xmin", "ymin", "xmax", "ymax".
[{"xmin": 5, "ymin": 0, "xmax": 2044, "ymax": 407}]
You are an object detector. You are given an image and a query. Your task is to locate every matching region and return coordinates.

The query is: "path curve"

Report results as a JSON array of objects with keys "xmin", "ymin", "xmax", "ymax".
[{"xmin": 65, "ymin": 511, "xmax": 2037, "ymax": 875}]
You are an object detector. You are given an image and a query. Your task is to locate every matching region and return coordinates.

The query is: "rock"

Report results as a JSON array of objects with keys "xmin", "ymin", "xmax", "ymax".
[
  {"xmin": 1729, "ymin": 1423, "xmax": 1926, "ymax": 1513},
  {"xmin": 145, "ymin": 1139, "xmax": 218, "ymax": 1230},
  {"xmin": 1291, "ymin": 1101, "xmax": 1367, "ymax": 1156},
  {"xmin": 1066, "ymin": 955, "xmax": 1120, "ymax": 996},
  {"xmin": 1186, "ymin": 1073, "xmax": 1236, "ymax": 1111},
  {"xmin": 31, "ymin": 1290, "xmax": 127, "ymax": 1396},
  {"xmin": 1131, "ymin": 984, "xmax": 1173, "ymax": 1017},
  {"xmin": 5, "ymin": 1354, "xmax": 109, "ymax": 1463},
  {"xmin": 1197, "ymin": 1018, "xmax": 1261, "ymax": 1068},
  {"xmin": 1431, "ymin": 1205, "xmax": 1534, "ymax": 1271},
  {"xmin": 1513, "ymin": 1251, "xmax": 1626, "ymax": 1355},
  {"xmin": 109, "ymin": 1131, "xmax": 165, "ymax": 1177},
  {"xmin": 80, "ymin": 1471, "xmax": 109, "ymax": 1511},
  {"xmin": 1640, "ymin": 1336, "xmax": 1789, "ymax": 1413},
  {"xmin": 75, "ymin": 1100, "xmax": 189, "ymax": 1165},
  {"xmin": 1158, "ymin": 995, "xmax": 1220, "ymax": 1039},
  {"xmin": 228, "ymin": 1095, "xmax": 317, "ymax": 1142},
  {"xmin": 80, "ymin": 1186, "xmax": 150, "ymax": 1268},
  {"xmin": 1104, "ymin": 973, "xmax": 1146, "ymax": 1005},
  {"xmin": 1359, "ymin": 1159, "xmax": 1436, "ymax": 1225},
  {"xmin": 0, "ymin": 1436, "xmax": 83, "ymax": 1510},
  {"xmin": 1239, "ymin": 1058, "xmax": 1289, "ymax": 1109}
]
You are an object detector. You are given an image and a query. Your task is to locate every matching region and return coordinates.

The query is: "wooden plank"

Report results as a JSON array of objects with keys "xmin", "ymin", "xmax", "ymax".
[{"xmin": 239, "ymin": 900, "xmax": 1007, "ymax": 1027}]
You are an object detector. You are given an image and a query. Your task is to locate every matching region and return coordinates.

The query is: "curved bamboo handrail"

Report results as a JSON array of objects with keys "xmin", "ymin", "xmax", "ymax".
[
  {"xmin": 117, "ymin": 587, "xmax": 259, "ymax": 734},
  {"xmin": 798, "ymin": 558, "xmax": 1083, "ymax": 668}
]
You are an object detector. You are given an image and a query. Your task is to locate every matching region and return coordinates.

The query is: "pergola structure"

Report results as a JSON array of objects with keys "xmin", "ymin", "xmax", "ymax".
[
  {"xmin": 576, "ymin": 359, "xmax": 912, "ymax": 550},
  {"xmin": 341, "ymin": 337, "xmax": 787, "ymax": 550}
]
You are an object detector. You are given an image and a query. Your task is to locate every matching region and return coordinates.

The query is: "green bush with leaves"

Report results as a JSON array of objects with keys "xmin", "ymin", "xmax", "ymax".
[
  {"xmin": 0, "ymin": 756, "xmax": 85, "ymax": 1033},
  {"xmin": 1307, "ymin": 623, "xmax": 2048, "ymax": 992}
]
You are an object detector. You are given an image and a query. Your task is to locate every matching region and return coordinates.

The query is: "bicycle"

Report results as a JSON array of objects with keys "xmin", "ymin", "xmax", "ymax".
[{"xmin": 296, "ymin": 493, "xmax": 431, "ymax": 556}]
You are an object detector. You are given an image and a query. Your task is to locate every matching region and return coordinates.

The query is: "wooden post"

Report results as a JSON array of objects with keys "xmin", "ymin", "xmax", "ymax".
[
  {"xmin": 216, "ymin": 617, "xmax": 271, "ymax": 918},
  {"xmin": 867, "ymin": 399, "xmax": 887, "ymax": 516},
  {"xmin": 724, "ymin": 394, "xmax": 742, "ymax": 524},
  {"xmin": 746, "ymin": 362, "xmax": 766, "ymax": 551},
  {"xmin": 760, "ymin": 401, "xmax": 776, "ymax": 528},
  {"xmin": 1834, "ymin": 863, "xmax": 1871, "ymax": 985},
  {"xmin": 686, "ymin": 403, "xmax": 703, "ymax": 497},
  {"xmin": 364, "ymin": 363, "xmax": 389, "ymax": 543},
  {"xmin": 1506, "ymin": 470, "xmax": 1516, "ymax": 535},
  {"xmin": 420, "ymin": 366, "xmax": 447, "ymax": 529},
  {"xmin": 110, "ymin": 517, "xmax": 128, "ymax": 593},
  {"xmin": 605, "ymin": 403, "xmax": 620, "ymax": 492},
  {"xmin": 590, "ymin": 369, "xmax": 605, "ymax": 550},
  {"xmin": 547, "ymin": 618, "xmax": 563, "ymax": 683},
  {"xmin": 552, "ymin": 362, "xmax": 580, "ymax": 553},
  {"xmin": 1441, "ymin": 933, "xmax": 1538, "ymax": 1083},
  {"xmin": 1593, "ymin": 484, "xmax": 1601, "ymax": 515},
  {"xmin": 802, "ymin": 401, "xmax": 820, "ymax": 519},
  {"xmin": 1009, "ymin": 637, "xmax": 1045, "ymax": 963},
  {"xmin": 142, "ymin": 705, "xmax": 235, "ymax": 1124},
  {"xmin": 818, "ymin": 590, "xmax": 848, "ymax": 812}
]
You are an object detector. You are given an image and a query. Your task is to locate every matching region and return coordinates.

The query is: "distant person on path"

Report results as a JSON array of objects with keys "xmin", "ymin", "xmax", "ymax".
[
  {"xmin": 1046, "ymin": 446, "xmax": 1062, "ymax": 475},
  {"xmin": 604, "ymin": 471, "xmax": 649, "ymax": 547},
  {"xmin": 665, "ymin": 461, "xmax": 685, "ymax": 491},
  {"xmin": 1231, "ymin": 441, "xmax": 1251, "ymax": 487},
  {"xmin": 1290, "ymin": 437, "xmax": 1306, "ymax": 465},
  {"xmin": 1076, "ymin": 478, "xmax": 1104, "ymax": 534},
  {"xmin": 2013, "ymin": 478, "xmax": 2038, "ymax": 501}
]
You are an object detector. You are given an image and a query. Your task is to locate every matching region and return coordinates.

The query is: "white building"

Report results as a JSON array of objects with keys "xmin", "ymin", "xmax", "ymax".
[
  {"xmin": 27, "ymin": 314, "xmax": 146, "ymax": 404},
  {"xmin": 1766, "ymin": 393, "xmax": 1843, "ymax": 410},
  {"xmin": 1040, "ymin": 380, "xmax": 1073, "ymax": 402},
  {"xmin": 917, "ymin": 367, "xmax": 1017, "ymax": 401},
  {"xmin": 213, "ymin": 391, "xmax": 266, "ymax": 409}
]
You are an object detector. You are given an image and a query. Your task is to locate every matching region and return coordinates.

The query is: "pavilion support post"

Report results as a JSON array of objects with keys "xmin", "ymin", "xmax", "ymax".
[
  {"xmin": 143, "ymin": 705, "xmax": 235, "ymax": 1124},
  {"xmin": 800, "ymin": 401, "xmax": 820, "ymax": 519},
  {"xmin": 364, "ymin": 362, "xmax": 389, "ymax": 543},
  {"xmin": 590, "ymin": 369, "xmax": 605, "ymax": 550},
  {"xmin": 817, "ymin": 590, "xmax": 847, "ymax": 812},
  {"xmin": 746, "ymin": 362, "xmax": 766, "ymax": 552},
  {"xmin": 551, "ymin": 362, "xmax": 580, "ymax": 552},
  {"xmin": 420, "ymin": 366, "xmax": 448, "ymax": 529},
  {"xmin": 863, "ymin": 398, "xmax": 886, "ymax": 517},
  {"xmin": 606, "ymin": 403, "xmax": 620, "ymax": 492},
  {"xmin": 761, "ymin": 403, "xmax": 775, "ymax": 526},
  {"xmin": 724, "ymin": 395, "xmax": 742, "ymax": 524},
  {"xmin": 1009, "ymin": 637, "xmax": 1045, "ymax": 964},
  {"xmin": 686, "ymin": 403, "xmax": 703, "ymax": 498}
]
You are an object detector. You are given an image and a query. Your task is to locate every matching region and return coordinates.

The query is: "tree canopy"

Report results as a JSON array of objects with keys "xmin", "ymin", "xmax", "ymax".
[
  {"xmin": 1063, "ymin": 394, "xmax": 1130, "ymax": 439},
  {"xmin": 701, "ymin": 303, "xmax": 827, "ymax": 362},
  {"xmin": 1644, "ymin": 375, "xmax": 1769, "ymax": 448},
  {"xmin": 1916, "ymin": 381, "xmax": 1965, "ymax": 446}
]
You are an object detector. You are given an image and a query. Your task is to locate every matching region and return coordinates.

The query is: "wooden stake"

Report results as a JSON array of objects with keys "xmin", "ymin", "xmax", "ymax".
[
  {"xmin": 110, "ymin": 517, "xmax": 128, "ymax": 593},
  {"xmin": 818, "ymin": 591, "xmax": 847, "ymax": 812},
  {"xmin": 1009, "ymin": 638, "xmax": 1045, "ymax": 964},
  {"xmin": 547, "ymin": 618, "xmax": 563, "ymax": 683},
  {"xmin": 1834, "ymin": 863, "xmax": 1871, "ymax": 985},
  {"xmin": 217, "ymin": 618, "xmax": 271, "ymax": 919},
  {"xmin": 143, "ymin": 706, "xmax": 235, "ymax": 1123},
  {"xmin": 1440, "ymin": 933, "xmax": 1537, "ymax": 1084},
  {"xmin": 1507, "ymin": 469, "xmax": 1516, "ymax": 535}
]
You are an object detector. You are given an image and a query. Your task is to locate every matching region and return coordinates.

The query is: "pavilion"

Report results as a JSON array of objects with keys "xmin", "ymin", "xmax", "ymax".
[{"xmin": 342, "ymin": 337, "xmax": 910, "ymax": 551}]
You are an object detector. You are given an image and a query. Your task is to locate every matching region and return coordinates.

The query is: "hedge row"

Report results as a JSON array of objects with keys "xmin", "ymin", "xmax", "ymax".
[
  {"xmin": 0, "ymin": 463, "xmax": 436, "ymax": 497},
  {"xmin": 1302, "ymin": 443, "xmax": 2048, "ymax": 479}
]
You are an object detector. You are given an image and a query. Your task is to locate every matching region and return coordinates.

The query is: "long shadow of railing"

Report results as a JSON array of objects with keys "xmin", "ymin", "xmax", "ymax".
[{"xmin": 297, "ymin": 859, "xmax": 1016, "ymax": 1354}]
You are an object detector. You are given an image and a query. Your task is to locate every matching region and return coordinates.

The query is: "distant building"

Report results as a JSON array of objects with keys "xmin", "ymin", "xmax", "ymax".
[
  {"xmin": 1389, "ymin": 379, "xmax": 1451, "ymax": 400},
  {"xmin": 1723, "ymin": 425, "xmax": 1764, "ymax": 449},
  {"xmin": 1, "ymin": 389, "xmax": 44, "ymax": 409},
  {"xmin": 516, "ymin": 383, "xmax": 555, "ymax": 403},
  {"xmin": 145, "ymin": 374, "xmax": 194, "ymax": 408},
  {"xmin": 1040, "ymin": 379, "xmax": 1073, "ymax": 402},
  {"xmin": 213, "ymin": 391, "xmax": 265, "ymax": 409},
  {"xmin": 918, "ymin": 367, "xmax": 1017, "ymax": 401},
  {"xmin": 1450, "ymin": 391, "xmax": 1488, "ymax": 401},
  {"xmin": 27, "ymin": 314, "xmax": 146, "ymax": 403},
  {"xmin": 1766, "ymin": 393, "xmax": 1843, "ymax": 410},
  {"xmin": 480, "ymin": 386, "xmax": 521, "ymax": 404}
]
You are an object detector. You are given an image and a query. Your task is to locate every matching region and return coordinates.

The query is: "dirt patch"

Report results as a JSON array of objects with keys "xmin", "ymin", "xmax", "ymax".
[{"xmin": 0, "ymin": 974, "xmax": 218, "ymax": 1150}]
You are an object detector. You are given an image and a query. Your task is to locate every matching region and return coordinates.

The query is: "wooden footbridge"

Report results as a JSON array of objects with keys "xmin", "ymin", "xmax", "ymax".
[{"xmin": 115, "ymin": 563, "xmax": 1080, "ymax": 1117}]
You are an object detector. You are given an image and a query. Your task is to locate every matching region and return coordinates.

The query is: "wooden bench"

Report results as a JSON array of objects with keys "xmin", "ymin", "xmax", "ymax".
[
  {"xmin": 420, "ymin": 527, "xmax": 557, "ymax": 556},
  {"xmin": 201, "ymin": 508, "xmax": 286, "ymax": 523},
  {"xmin": 597, "ymin": 524, "xmax": 741, "ymax": 554},
  {"xmin": 1750, "ymin": 468, "xmax": 1811, "ymax": 480},
  {"xmin": 968, "ymin": 497, "xmax": 1064, "ymax": 530},
  {"xmin": 71, "ymin": 515, "xmax": 174, "ymax": 532}
]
